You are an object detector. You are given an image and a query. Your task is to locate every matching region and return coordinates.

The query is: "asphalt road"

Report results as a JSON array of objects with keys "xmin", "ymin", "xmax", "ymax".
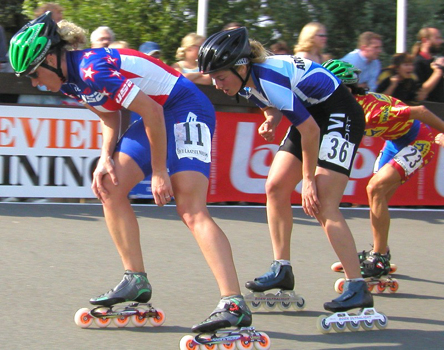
[{"xmin": 0, "ymin": 203, "xmax": 443, "ymax": 350}]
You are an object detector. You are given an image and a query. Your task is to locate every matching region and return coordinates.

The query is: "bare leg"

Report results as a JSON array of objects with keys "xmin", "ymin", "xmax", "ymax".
[
  {"xmin": 366, "ymin": 164, "xmax": 402, "ymax": 254},
  {"xmin": 314, "ymin": 168, "xmax": 361, "ymax": 280},
  {"xmin": 172, "ymin": 171, "xmax": 240, "ymax": 297},
  {"xmin": 265, "ymin": 151, "xmax": 302, "ymax": 260},
  {"xmin": 101, "ymin": 152, "xmax": 146, "ymax": 272}
]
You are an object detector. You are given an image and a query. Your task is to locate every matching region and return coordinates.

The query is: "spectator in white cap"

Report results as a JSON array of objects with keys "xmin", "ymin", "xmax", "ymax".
[{"xmin": 139, "ymin": 41, "xmax": 161, "ymax": 59}]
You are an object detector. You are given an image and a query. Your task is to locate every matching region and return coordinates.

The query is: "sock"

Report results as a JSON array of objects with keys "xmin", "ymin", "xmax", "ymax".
[{"xmin": 276, "ymin": 259, "xmax": 291, "ymax": 266}]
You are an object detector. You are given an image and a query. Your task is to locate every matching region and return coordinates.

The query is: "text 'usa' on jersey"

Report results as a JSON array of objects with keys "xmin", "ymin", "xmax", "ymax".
[
  {"xmin": 61, "ymin": 48, "xmax": 181, "ymax": 113},
  {"xmin": 240, "ymin": 55, "xmax": 341, "ymax": 127}
]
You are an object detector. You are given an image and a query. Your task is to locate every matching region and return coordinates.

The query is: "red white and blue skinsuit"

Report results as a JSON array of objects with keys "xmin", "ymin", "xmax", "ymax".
[{"xmin": 60, "ymin": 47, "xmax": 215, "ymax": 177}]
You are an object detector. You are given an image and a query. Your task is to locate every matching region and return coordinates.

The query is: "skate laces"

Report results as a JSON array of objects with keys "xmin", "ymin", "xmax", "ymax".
[{"xmin": 255, "ymin": 261, "xmax": 281, "ymax": 282}]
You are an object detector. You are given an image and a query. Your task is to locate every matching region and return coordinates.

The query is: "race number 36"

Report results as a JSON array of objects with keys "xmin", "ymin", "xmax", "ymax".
[
  {"xmin": 319, "ymin": 134, "xmax": 355, "ymax": 170},
  {"xmin": 174, "ymin": 122, "xmax": 211, "ymax": 163}
]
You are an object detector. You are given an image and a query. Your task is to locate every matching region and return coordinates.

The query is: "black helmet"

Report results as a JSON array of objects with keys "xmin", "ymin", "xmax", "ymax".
[{"xmin": 198, "ymin": 27, "xmax": 251, "ymax": 74}]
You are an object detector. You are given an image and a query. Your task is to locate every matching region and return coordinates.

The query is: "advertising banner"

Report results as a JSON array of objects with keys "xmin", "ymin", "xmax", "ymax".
[
  {"xmin": 208, "ymin": 112, "xmax": 444, "ymax": 206},
  {"xmin": 0, "ymin": 106, "xmax": 442, "ymax": 205}
]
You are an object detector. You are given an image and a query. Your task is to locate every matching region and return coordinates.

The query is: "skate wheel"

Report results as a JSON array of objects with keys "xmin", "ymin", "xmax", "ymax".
[
  {"xmin": 367, "ymin": 284, "xmax": 374, "ymax": 292},
  {"xmin": 331, "ymin": 261, "xmax": 343, "ymax": 273},
  {"xmin": 217, "ymin": 341, "xmax": 235, "ymax": 349},
  {"xmin": 199, "ymin": 337, "xmax": 217, "ymax": 350},
  {"xmin": 235, "ymin": 332, "xmax": 254, "ymax": 350},
  {"xmin": 293, "ymin": 297, "xmax": 305, "ymax": 311},
  {"xmin": 263, "ymin": 293, "xmax": 276, "ymax": 311},
  {"xmin": 112, "ymin": 307, "xmax": 130, "ymax": 328},
  {"xmin": 131, "ymin": 307, "xmax": 148, "ymax": 327},
  {"xmin": 390, "ymin": 263, "xmax": 397, "ymax": 274},
  {"xmin": 94, "ymin": 315, "xmax": 111, "ymax": 328},
  {"xmin": 389, "ymin": 279, "xmax": 399, "ymax": 293},
  {"xmin": 332, "ymin": 321, "xmax": 347, "ymax": 333},
  {"xmin": 74, "ymin": 308, "xmax": 93, "ymax": 328},
  {"xmin": 278, "ymin": 292, "xmax": 292, "ymax": 311},
  {"xmin": 334, "ymin": 278, "xmax": 345, "ymax": 294},
  {"xmin": 360, "ymin": 319, "xmax": 374, "ymax": 331},
  {"xmin": 180, "ymin": 335, "xmax": 198, "ymax": 350},
  {"xmin": 376, "ymin": 282, "xmax": 386, "ymax": 293},
  {"xmin": 316, "ymin": 315, "xmax": 331, "ymax": 334},
  {"xmin": 375, "ymin": 312, "xmax": 388, "ymax": 330},
  {"xmin": 346, "ymin": 313, "xmax": 360, "ymax": 332},
  {"xmin": 254, "ymin": 332, "xmax": 271, "ymax": 350},
  {"xmin": 246, "ymin": 293, "xmax": 262, "ymax": 311},
  {"xmin": 149, "ymin": 307, "xmax": 166, "ymax": 327}
]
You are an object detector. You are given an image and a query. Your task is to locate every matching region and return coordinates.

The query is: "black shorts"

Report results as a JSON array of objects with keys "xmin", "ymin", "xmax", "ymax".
[{"xmin": 280, "ymin": 83, "xmax": 365, "ymax": 176}]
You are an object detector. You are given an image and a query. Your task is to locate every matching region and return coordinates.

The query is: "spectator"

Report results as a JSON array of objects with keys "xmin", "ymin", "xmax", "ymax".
[
  {"xmin": 376, "ymin": 53, "xmax": 425, "ymax": 103},
  {"xmin": 109, "ymin": 40, "xmax": 130, "ymax": 49},
  {"xmin": 172, "ymin": 33, "xmax": 212, "ymax": 85},
  {"xmin": 294, "ymin": 22, "xmax": 329, "ymax": 64},
  {"xmin": 90, "ymin": 26, "xmax": 115, "ymax": 48},
  {"xmin": 342, "ymin": 31, "xmax": 383, "ymax": 91},
  {"xmin": 411, "ymin": 27, "xmax": 444, "ymax": 103},
  {"xmin": 139, "ymin": 41, "xmax": 161, "ymax": 59},
  {"xmin": 270, "ymin": 40, "xmax": 290, "ymax": 55},
  {"xmin": 223, "ymin": 22, "xmax": 242, "ymax": 31},
  {"xmin": 34, "ymin": 2, "xmax": 64, "ymax": 23}
]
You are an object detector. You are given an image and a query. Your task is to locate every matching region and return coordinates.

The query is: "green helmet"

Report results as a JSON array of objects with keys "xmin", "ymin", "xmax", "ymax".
[
  {"xmin": 322, "ymin": 59, "xmax": 361, "ymax": 84},
  {"xmin": 9, "ymin": 11, "xmax": 61, "ymax": 76}
]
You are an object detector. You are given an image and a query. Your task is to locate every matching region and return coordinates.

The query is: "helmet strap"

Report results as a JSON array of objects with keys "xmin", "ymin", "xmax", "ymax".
[
  {"xmin": 230, "ymin": 64, "xmax": 252, "ymax": 103},
  {"xmin": 40, "ymin": 47, "xmax": 66, "ymax": 83}
]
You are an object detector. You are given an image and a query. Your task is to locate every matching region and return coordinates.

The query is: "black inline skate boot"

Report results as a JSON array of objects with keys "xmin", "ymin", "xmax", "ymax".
[
  {"xmin": 324, "ymin": 280, "xmax": 373, "ymax": 312},
  {"xmin": 358, "ymin": 247, "xmax": 391, "ymax": 264},
  {"xmin": 245, "ymin": 261, "xmax": 294, "ymax": 292},
  {"xmin": 361, "ymin": 252, "xmax": 391, "ymax": 278},
  {"xmin": 89, "ymin": 270, "xmax": 152, "ymax": 307},
  {"xmin": 192, "ymin": 295, "xmax": 252, "ymax": 333}
]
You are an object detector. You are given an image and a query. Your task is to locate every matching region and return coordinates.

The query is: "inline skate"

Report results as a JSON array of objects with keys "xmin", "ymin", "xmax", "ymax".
[
  {"xmin": 331, "ymin": 247, "xmax": 397, "ymax": 274},
  {"xmin": 244, "ymin": 261, "xmax": 305, "ymax": 312},
  {"xmin": 74, "ymin": 270, "xmax": 165, "ymax": 328},
  {"xmin": 180, "ymin": 295, "xmax": 271, "ymax": 349},
  {"xmin": 318, "ymin": 279, "xmax": 388, "ymax": 333}
]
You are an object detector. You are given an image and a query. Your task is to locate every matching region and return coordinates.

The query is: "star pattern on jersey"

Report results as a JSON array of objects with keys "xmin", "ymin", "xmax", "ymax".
[
  {"xmin": 83, "ymin": 51, "xmax": 96, "ymax": 59},
  {"xmin": 82, "ymin": 64, "xmax": 98, "ymax": 81},
  {"xmin": 105, "ymin": 55, "xmax": 118, "ymax": 66},
  {"xmin": 110, "ymin": 69, "xmax": 123, "ymax": 79},
  {"xmin": 99, "ymin": 87, "xmax": 113, "ymax": 97}
]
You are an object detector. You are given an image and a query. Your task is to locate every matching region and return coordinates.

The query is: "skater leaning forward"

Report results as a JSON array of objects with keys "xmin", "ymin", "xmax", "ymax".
[
  {"xmin": 9, "ymin": 12, "xmax": 252, "ymax": 332},
  {"xmin": 199, "ymin": 27, "xmax": 374, "ymax": 312}
]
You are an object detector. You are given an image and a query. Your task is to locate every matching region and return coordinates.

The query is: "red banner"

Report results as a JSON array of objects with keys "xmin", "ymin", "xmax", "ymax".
[{"xmin": 208, "ymin": 112, "xmax": 444, "ymax": 206}]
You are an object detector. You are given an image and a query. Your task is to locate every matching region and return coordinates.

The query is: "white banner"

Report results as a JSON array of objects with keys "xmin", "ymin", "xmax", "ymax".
[{"xmin": 0, "ymin": 105, "xmax": 101, "ymax": 198}]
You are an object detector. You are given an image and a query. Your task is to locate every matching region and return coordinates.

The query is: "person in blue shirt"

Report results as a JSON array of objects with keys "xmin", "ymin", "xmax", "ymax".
[
  {"xmin": 199, "ymin": 27, "xmax": 377, "ymax": 314},
  {"xmin": 9, "ymin": 12, "xmax": 252, "ymax": 333},
  {"xmin": 341, "ymin": 31, "xmax": 383, "ymax": 92}
]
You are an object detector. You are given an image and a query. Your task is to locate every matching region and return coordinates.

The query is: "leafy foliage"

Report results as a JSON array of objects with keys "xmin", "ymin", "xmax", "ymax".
[{"xmin": 3, "ymin": 0, "xmax": 443, "ymax": 65}]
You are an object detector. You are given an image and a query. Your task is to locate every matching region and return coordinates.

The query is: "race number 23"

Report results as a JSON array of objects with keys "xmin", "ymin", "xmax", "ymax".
[
  {"xmin": 319, "ymin": 134, "xmax": 355, "ymax": 170},
  {"xmin": 394, "ymin": 145, "xmax": 423, "ymax": 176},
  {"xmin": 174, "ymin": 122, "xmax": 211, "ymax": 163}
]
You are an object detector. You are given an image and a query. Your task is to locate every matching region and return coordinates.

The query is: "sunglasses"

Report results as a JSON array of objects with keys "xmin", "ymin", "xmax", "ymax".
[
  {"xmin": 316, "ymin": 34, "xmax": 328, "ymax": 38},
  {"xmin": 26, "ymin": 70, "xmax": 39, "ymax": 79},
  {"xmin": 25, "ymin": 59, "xmax": 45, "ymax": 79}
]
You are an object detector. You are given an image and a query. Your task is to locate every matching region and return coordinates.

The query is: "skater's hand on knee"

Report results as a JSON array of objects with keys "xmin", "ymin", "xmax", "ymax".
[
  {"xmin": 92, "ymin": 156, "xmax": 117, "ymax": 201},
  {"xmin": 301, "ymin": 179, "xmax": 320, "ymax": 217}
]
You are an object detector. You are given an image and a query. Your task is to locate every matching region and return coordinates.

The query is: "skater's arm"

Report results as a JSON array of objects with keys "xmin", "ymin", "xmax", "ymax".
[
  {"xmin": 409, "ymin": 105, "xmax": 444, "ymax": 134},
  {"xmin": 297, "ymin": 116, "xmax": 321, "ymax": 217},
  {"xmin": 127, "ymin": 90, "xmax": 173, "ymax": 207},
  {"xmin": 258, "ymin": 107, "xmax": 283, "ymax": 142},
  {"xmin": 87, "ymin": 106, "xmax": 121, "ymax": 201}
]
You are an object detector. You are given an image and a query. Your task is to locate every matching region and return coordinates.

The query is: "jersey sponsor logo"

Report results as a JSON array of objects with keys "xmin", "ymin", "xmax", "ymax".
[
  {"xmin": 116, "ymin": 80, "xmax": 134, "ymax": 104},
  {"xmin": 292, "ymin": 56, "xmax": 306, "ymax": 70}
]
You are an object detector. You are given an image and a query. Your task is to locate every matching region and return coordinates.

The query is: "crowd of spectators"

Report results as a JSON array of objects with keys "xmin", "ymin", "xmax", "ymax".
[{"xmin": 0, "ymin": 3, "xmax": 443, "ymax": 106}]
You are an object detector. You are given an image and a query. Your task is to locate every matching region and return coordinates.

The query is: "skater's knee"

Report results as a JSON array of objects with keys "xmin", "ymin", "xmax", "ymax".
[
  {"xmin": 366, "ymin": 179, "xmax": 385, "ymax": 199},
  {"xmin": 265, "ymin": 178, "xmax": 288, "ymax": 200}
]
